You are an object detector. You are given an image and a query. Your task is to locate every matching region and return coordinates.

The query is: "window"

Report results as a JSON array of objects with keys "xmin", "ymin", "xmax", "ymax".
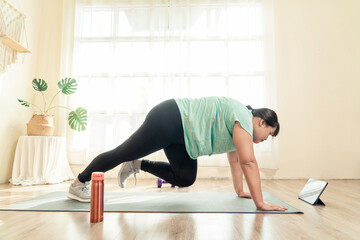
[{"xmin": 69, "ymin": 0, "xmax": 277, "ymax": 168}]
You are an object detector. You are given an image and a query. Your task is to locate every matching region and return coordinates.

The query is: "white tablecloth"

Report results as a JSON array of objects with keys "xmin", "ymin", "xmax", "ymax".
[{"xmin": 9, "ymin": 136, "xmax": 75, "ymax": 185}]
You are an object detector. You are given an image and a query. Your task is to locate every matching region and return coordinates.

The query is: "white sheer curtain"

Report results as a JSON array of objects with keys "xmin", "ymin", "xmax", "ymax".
[{"xmin": 67, "ymin": 0, "xmax": 278, "ymax": 169}]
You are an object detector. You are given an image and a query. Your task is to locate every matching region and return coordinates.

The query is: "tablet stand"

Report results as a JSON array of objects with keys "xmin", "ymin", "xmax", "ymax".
[{"xmin": 314, "ymin": 198, "xmax": 325, "ymax": 206}]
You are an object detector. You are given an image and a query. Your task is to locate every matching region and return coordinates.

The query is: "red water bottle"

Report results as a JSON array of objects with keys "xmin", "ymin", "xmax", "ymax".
[{"xmin": 90, "ymin": 172, "xmax": 104, "ymax": 223}]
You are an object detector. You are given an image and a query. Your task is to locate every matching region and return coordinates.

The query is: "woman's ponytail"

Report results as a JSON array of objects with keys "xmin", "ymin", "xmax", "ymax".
[{"xmin": 246, "ymin": 105, "xmax": 254, "ymax": 111}]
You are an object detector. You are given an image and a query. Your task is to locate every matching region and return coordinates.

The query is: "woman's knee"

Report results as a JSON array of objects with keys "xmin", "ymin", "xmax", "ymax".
[{"xmin": 176, "ymin": 174, "xmax": 196, "ymax": 187}]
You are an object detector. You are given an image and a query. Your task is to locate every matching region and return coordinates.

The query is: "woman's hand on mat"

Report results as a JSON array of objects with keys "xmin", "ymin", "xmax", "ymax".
[
  {"xmin": 238, "ymin": 191, "xmax": 252, "ymax": 198},
  {"xmin": 258, "ymin": 202, "xmax": 288, "ymax": 211}
]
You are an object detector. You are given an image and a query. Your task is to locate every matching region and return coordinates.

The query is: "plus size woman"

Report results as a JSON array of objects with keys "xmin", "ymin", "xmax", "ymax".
[{"xmin": 68, "ymin": 96, "xmax": 287, "ymax": 211}]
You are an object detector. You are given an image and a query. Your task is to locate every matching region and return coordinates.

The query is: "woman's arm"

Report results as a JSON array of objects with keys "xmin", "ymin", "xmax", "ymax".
[
  {"xmin": 232, "ymin": 122, "xmax": 287, "ymax": 211},
  {"xmin": 227, "ymin": 151, "xmax": 251, "ymax": 198}
]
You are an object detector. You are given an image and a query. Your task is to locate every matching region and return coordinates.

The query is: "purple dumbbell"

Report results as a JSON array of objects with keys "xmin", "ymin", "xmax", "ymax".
[{"xmin": 157, "ymin": 178, "xmax": 175, "ymax": 188}]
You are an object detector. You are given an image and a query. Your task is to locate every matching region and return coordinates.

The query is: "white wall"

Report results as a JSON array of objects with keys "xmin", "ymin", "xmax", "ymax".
[
  {"xmin": 0, "ymin": 0, "xmax": 359, "ymax": 183},
  {"xmin": 0, "ymin": 0, "xmax": 63, "ymax": 183},
  {"xmin": 0, "ymin": 0, "xmax": 40, "ymax": 183},
  {"xmin": 274, "ymin": 0, "xmax": 360, "ymax": 179}
]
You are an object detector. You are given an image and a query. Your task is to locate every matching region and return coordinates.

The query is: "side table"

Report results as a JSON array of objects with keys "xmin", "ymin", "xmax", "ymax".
[{"xmin": 9, "ymin": 136, "xmax": 75, "ymax": 185}]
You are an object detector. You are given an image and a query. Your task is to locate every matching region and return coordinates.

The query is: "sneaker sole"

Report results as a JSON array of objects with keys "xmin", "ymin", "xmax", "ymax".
[
  {"xmin": 67, "ymin": 193, "xmax": 91, "ymax": 203},
  {"xmin": 117, "ymin": 160, "xmax": 141, "ymax": 188},
  {"xmin": 118, "ymin": 162, "xmax": 130, "ymax": 188}
]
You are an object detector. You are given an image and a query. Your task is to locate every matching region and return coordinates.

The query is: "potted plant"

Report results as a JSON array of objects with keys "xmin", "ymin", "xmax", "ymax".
[{"xmin": 17, "ymin": 78, "xmax": 87, "ymax": 136}]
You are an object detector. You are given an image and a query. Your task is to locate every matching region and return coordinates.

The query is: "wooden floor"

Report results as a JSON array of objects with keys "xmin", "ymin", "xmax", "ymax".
[{"xmin": 0, "ymin": 178, "xmax": 359, "ymax": 240}]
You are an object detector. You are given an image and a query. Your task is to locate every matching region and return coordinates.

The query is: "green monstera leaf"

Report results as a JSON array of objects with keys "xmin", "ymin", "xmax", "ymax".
[
  {"xmin": 68, "ymin": 107, "xmax": 87, "ymax": 131},
  {"xmin": 58, "ymin": 78, "xmax": 77, "ymax": 95},
  {"xmin": 17, "ymin": 98, "xmax": 31, "ymax": 107},
  {"xmin": 32, "ymin": 79, "xmax": 48, "ymax": 92}
]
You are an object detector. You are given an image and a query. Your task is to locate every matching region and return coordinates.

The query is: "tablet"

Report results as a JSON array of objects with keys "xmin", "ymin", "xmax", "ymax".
[{"xmin": 298, "ymin": 178, "xmax": 328, "ymax": 205}]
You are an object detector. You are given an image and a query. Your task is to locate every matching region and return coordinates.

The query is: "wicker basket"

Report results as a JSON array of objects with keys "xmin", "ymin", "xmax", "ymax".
[{"xmin": 27, "ymin": 114, "xmax": 55, "ymax": 136}]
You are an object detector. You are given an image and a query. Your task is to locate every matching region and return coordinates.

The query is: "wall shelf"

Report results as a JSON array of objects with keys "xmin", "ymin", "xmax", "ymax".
[{"xmin": 0, "ymin": 34, "xmax": 30, "ymax": 53}]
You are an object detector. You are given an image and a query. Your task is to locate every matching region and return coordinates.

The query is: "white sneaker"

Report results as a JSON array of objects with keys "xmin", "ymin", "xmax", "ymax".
[
  {"xmin": 118, "ymin": 160, "xmax": 141, "ymax": 188},
  {"xmin": 67, "ymin": 177, "xmax": 91, "ymax": 202}
]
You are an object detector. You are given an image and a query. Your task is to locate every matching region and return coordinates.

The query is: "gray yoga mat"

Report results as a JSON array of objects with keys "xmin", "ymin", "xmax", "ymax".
[{"xmin": 0, "ymin": 191, "xmax": 303, "ymax": 214}]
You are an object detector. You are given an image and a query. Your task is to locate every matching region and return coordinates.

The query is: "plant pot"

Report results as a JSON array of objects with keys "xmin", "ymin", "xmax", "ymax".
[{"xmin": 27, "ymin": 114, "xmax": 55, "ymax": 136}]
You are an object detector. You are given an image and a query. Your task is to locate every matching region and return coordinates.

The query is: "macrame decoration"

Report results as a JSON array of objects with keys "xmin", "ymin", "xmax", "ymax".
[{"xmin": 0, "ymin": 0, "xmax": 29, "ymax": 73}]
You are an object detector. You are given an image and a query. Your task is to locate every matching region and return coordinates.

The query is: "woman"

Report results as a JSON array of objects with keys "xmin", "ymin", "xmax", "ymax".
[{"xmin": 68, "ymin": 97, "xmax": 287, "ymax": 211}]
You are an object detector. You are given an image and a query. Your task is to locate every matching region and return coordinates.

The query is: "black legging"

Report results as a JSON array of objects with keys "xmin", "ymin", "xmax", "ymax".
[{"xmin": 78, "ymin": 99, "xmax": 198, "ymax": 187}]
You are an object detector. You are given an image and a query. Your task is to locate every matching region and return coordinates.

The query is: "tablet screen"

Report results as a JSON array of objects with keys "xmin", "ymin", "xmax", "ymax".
[{"xmin": 298, "ymin": 178, "xmax": 328, "ymax": 205}]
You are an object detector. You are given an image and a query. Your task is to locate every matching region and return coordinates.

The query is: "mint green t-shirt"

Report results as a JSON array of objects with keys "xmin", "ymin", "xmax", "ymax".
[{"xmin": 175, "ymin": 97, "xmax": 253, "ymax": 159}]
